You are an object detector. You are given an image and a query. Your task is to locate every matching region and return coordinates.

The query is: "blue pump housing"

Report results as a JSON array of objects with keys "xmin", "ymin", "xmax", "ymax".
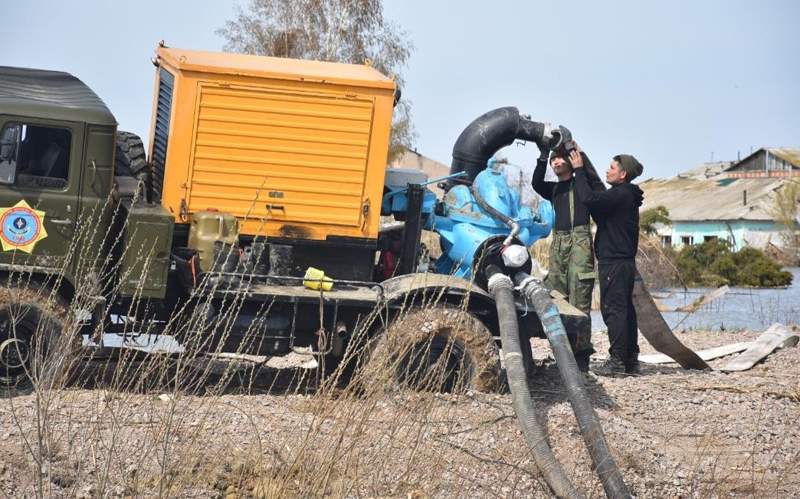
[{"xmin": 382, "ymin": 163, "xmax": 553, "ymax": 279}]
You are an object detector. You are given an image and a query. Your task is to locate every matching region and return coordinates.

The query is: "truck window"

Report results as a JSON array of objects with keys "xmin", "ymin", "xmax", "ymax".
[
  {"xmin": 13, "ymin": 124, "xmax": 72, "ymax": 189},
  {"xmin": 0, "ymin": 124, "xmax": 21, "ymax": 184}
]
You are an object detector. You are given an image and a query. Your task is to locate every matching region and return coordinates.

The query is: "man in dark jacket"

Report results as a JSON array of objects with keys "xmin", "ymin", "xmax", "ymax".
[
  {"xmin": 570, "ymin": 150, "xmax": 644, "ymax": 375},
  {"xmin": 532, "ymin": 142, "xmax": 604, "ymax": 371}
]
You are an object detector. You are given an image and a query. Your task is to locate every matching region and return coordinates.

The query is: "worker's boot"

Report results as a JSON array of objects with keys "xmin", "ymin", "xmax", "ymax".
[
  {"xmin": 625, "ymin": 360, "xmax": 641, "ymax": 376},
  {"xmin": 574, "ymin": 350, "xmax": 592, "ymax": 373},
  {"xmin": 593, "ymin": 356, "xmax": 626, "ymax": 377}
]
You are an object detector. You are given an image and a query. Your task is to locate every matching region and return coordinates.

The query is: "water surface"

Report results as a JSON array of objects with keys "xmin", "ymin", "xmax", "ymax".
[{"xmin": 591, "ymin": 268, "xmax": 800, "ymax": 332}]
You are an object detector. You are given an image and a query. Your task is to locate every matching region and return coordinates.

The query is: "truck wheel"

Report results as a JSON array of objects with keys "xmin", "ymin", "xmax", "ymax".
[
  {"xmin": 363, "ymin": 305, "xmax": 502, "ymax": 393},
  {"xmin": 115, "ymin": 131, "xmax": 148, "ymax": 179},
  {"xmin": 0, "ymin": 286, "xmax": 74, "ymax": 391}
]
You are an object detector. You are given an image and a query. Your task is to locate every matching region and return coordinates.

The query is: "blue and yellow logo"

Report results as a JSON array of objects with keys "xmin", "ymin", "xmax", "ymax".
[{"xmin": 0, "ymin": 200, "xmax": 47, "ymax": 253}]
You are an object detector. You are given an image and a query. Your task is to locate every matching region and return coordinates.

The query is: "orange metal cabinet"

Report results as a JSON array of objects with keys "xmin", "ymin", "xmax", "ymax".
[{"xmin": 147, "ymin": 46, "xmax": 396, "ymax": 242}]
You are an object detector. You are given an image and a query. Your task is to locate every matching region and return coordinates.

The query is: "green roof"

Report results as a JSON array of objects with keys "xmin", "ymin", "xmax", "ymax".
[{"xmin": 0, "ymin": 66, "xmax": 116, "ymax": 126}]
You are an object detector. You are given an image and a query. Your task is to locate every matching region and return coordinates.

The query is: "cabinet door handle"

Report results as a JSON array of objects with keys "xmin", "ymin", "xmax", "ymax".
[{"xmin": 266, "ymin": 204, "xmax": 285, "ymax": 216}]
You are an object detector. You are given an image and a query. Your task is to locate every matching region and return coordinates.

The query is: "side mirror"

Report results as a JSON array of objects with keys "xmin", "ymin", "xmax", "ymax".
[
  {"xmin": 393, "ymin": 87, "xmax": 402, "ymax": 108},
  {"xmin": 0, "ymin": 124, "xmax": 21, "ymax": 184}
]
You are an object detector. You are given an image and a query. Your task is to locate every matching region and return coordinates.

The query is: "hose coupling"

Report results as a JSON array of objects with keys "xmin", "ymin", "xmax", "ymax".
[
  {"xmin": 515, "ymin": 275, "xmax": 540, "ymax": 294},
  {"xmin": 487, "ymin": 272, "xmax": 513, "ymax": 294}
]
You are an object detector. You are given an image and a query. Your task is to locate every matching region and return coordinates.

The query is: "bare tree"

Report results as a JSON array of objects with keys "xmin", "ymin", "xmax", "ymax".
[
  {"xmin": 771, "ymin": 179, "xmax": 800, "ymax": 264},
  {"xmin": 218, "ymin": 0, "xmax": 415, "ymax": 161}
]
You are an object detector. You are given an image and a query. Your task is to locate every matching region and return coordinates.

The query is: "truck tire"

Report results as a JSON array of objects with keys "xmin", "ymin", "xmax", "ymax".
[
  {"xmin": 0, "ymin": 285, "xmax": 74, "ymax": 391},
  {"xmin": 115, "ymin": 131, "xmax": 148, "ymax": 179},
  {"xmin": 362, "ymin": 305, "xmax": 502, "ymax": 393}
]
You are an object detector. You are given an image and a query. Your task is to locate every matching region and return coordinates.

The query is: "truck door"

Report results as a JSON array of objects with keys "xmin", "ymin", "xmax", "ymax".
[
  {"xmin": 0, "ymin": 118, "xmax": 83, "ymax": 278},
  {"xmin": 77, "ymin": 124, "xmax": 115, "ymax": 280}
]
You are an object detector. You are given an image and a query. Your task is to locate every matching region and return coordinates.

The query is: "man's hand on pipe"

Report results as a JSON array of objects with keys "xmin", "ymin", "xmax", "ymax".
[{"xmin": 569, "ymin": 148, "xmax": 584, "ymax": 168}]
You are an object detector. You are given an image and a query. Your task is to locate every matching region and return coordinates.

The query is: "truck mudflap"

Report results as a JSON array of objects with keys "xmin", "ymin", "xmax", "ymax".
[
  {"xmin": 382, "ymin": 273, "xmax": 589, "ymax": 340},
  {"xmin": 633, "ymin": 271, "xmax": 710, "ymax": 370},
  {"xmin": 382, "ymin": 272, "xmax": 491, "ymax": 304}
]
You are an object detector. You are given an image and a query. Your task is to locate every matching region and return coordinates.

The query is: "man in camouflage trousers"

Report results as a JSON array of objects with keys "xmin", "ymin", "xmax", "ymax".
[{"xmin": 532, "ymin": 141, "xmax": 605, "ymax": 371}]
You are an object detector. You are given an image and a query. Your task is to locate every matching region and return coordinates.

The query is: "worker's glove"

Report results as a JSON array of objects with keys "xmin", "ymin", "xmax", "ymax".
[
  {"xmin": 551, "ymin": 125, "xmax": 573, "ymax": 150},
  {"xmin": 538, "ymin": 146, "xmax": 551, "ymax": 162},
  {"xmin": 537, "ymin": 122, "xmax": 554, "ymax": 158}
]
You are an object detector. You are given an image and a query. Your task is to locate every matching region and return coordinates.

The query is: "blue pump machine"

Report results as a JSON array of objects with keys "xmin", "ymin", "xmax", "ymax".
[{"xmin": 381, "ymin": 158, "xmax": 554, "ymax": 279}]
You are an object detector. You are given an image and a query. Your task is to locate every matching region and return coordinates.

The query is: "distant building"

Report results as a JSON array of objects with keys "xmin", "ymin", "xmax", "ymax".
[
  {"xmin": 387, "ymin": 147, "xmax": 450, "ymax": 197},
  {"xmin": 676, "ymin": 160, "xmax": 734, "ymax": 180},
  {"xmin": 726, "ymin": 148, "xmax": 800, "ymax": 178},
  {"xmin": 640, "ymin": 149, "xmax": 800, "ymax": 252}
]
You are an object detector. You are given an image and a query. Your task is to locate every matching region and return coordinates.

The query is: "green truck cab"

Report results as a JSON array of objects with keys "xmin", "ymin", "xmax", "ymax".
[
  {"xmin": 0, "ymin": 67, "xmax": 173, "ymax": 300},
  {"xmin": 0, "ymin": 67, "xmax": 179, "ymax": 388},
  {"xmin": 0, "ymin": 67, "xmax": 116, "ymax": 289}
]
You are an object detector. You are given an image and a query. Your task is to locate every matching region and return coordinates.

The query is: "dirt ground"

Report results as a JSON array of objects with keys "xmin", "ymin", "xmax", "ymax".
[{"xmin": 1, "ymin": 328, "xmax": 798, "ymax": 498}]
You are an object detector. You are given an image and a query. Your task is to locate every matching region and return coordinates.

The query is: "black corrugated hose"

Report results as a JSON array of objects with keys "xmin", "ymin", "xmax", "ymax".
[
  {"xmin": 513, "ymin": 271, "xmax": 632, "ymax": 499},
  {"xmin": 486, "ymin": 267, "xmax": 582, "ymax": 499}
]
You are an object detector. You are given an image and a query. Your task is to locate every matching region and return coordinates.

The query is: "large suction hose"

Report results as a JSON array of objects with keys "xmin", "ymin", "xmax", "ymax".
[
  {"xmin": 486, "ymin": 267, "xmax": 582, "ymax": 499},
  {"xmin": 450, "ymin": 107, "xmax": 568, "ymax": 186},
  {"xmin": 514, "ymin": 271, "xmax": 632, "ymax": 499}
]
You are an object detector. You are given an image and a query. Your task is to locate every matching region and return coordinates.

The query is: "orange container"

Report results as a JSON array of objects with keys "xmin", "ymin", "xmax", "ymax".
[{"xmin": 147, "ymin": 46, "xmax": 396, "ymax": 243}]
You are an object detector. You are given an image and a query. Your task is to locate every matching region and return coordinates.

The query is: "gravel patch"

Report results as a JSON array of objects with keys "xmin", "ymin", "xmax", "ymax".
[{"xmin": 1, "ymin": 328, "xmax": 798, "ymax": 497}]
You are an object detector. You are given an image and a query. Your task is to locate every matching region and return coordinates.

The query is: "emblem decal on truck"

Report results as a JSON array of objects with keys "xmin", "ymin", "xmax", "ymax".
[{"xmin": 0, "ymin": 200, "xmax": 48, "ymax": 253}]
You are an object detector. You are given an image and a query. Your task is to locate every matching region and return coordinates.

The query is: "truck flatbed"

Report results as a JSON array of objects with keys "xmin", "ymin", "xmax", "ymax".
[{"xmin": 212, "ymin": 279, "xmax": 384, "ymax": 307}]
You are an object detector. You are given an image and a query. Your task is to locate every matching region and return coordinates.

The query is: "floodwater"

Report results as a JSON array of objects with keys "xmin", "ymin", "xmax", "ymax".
[{"xmin": 591, "ymin": 267, "xmax": 800, "ymax": 332}]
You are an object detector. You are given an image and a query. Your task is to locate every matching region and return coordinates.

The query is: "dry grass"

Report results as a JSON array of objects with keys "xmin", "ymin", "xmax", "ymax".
[{"xmin": 529, "ymin": 236, "xmax": 551, "ymax": 267}]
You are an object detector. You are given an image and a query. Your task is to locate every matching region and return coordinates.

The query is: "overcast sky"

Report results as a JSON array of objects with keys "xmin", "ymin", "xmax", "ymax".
[{"xmin": 6, "ymin": 0, "xmax": 799, "ymax": 180}]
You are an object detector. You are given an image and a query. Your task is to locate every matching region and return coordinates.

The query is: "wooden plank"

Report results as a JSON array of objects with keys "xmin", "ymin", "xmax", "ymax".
[
  {"xmin": 244, "ymin": 283, "xmax": 380, "ymax": 302},
  {"xmin": 633, "ymin": 271, "xmax": 711, "ymax": 370},
  {"xmin": 720, "ymin": 324, "xmax": 799, "ymax": 372},
  {"xmin": 639, "ymin": 342, "xmax": 752, "ymax": 364}
]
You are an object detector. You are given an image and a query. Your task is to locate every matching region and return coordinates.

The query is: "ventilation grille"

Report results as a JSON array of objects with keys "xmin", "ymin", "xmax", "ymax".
[{"xmin": 151, "ymin": 68, "xmax": 174, "ymax": 201}]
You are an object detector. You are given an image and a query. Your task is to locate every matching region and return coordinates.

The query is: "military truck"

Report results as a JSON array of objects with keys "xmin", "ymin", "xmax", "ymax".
[{"xmin": 0, "ymin": 45, "xmax": 585, "ymax": 391}]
